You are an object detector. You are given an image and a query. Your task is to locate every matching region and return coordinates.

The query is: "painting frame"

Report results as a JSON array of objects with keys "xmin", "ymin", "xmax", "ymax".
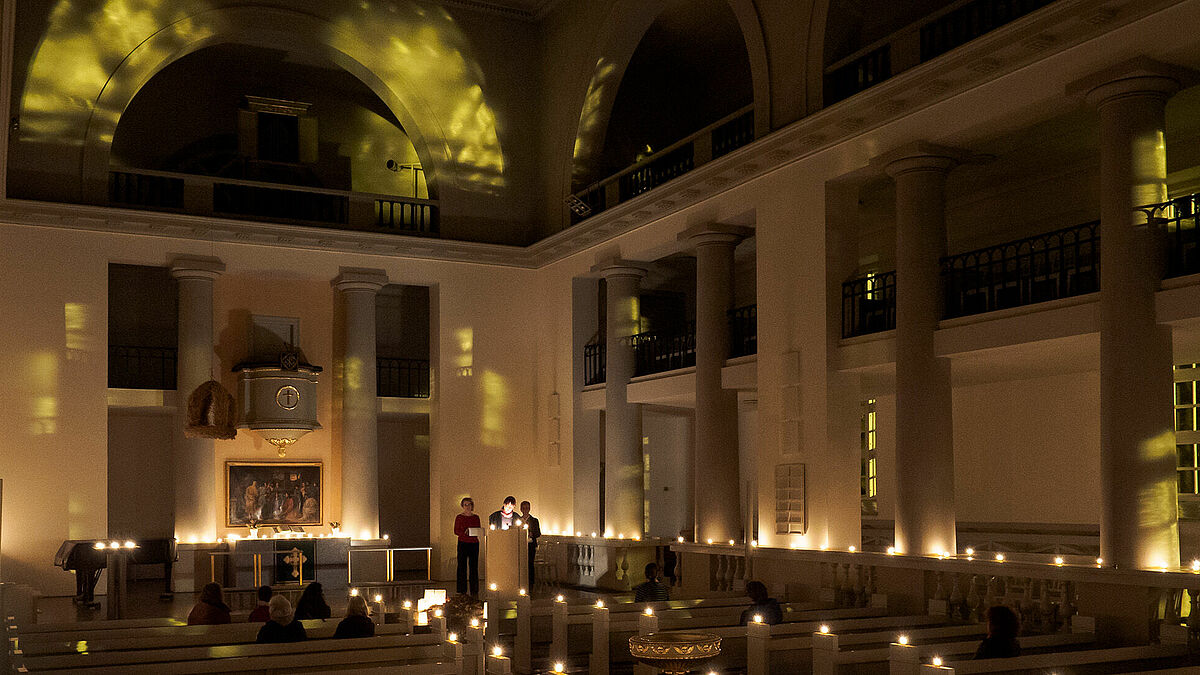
[{"xmin": 225, "ymin": 461, "xmax": 322, "ymax": 528}]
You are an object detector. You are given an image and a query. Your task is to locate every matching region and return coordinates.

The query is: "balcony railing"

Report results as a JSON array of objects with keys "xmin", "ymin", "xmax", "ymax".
[
  {"xmin": 630, "ymin": 324, "xmax": 696, "ymax": 377},
  {"xmin": 728, "ymin": 304, "xmax": 757, "ymax": 358},
  {"xmin": 823, "ymin": 0, "xmax": 1057, "ymax": 105},
  {"xmin": 920, "ymin": 0, "xmax": 1055, "ymax": 61},
  {"xmin": 942, "ymin": 220, "xmax": 1100, "ymax": 319},
  {"xmin": 842, "ymin": 272, "xmax": 896, "ymax": 338},
  {"xmin": 584, "ymin": 342, "xmax": 606, "ymax": 386},
  {"xmin": 1143, "ymin": 193, "xmax": 1200, "ymax": 279},
  {"xmin": 377, "ymin": 358, "xmax": 431, "ymax": 398},
  {"xmin": 108, "ymin": 169, "xmax": 438, "ymax": 237},
  {"xmin": 109, "ymin": 345, "xmax": 177, "ymax": 390},
  {"xmin": 569, "ymin": 105, "xmax": 754, "ymax": 225}
]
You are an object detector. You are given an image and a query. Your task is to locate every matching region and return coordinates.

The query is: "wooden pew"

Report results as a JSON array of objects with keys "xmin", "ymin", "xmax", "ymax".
[
  {"xmin": 15, "ymin": 633, "xmax": 461, "ymax": 673},
  {"xmin": 19, "ymin": 620, "xmax": 409, "ymax": 656},
  {"xmin": 812, "ymin": 627, "xmax": 1096, "ymax": 674},
  {"xmin": 940, "ymin": 643, "xmax": 1190, "ymax": 674}
]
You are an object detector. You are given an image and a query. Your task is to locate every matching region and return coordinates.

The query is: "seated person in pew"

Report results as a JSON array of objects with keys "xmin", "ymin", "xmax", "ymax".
[
  {"xmin": 974, "ymin": 605, "xmax": 1021, "ymax": 659},
  {"xmin": 294, "ymin": 581, "xmax": 332, "ymax": 620},
  {"xmin": 187, "ymin": 582, "xmax": 232, "ymax": 625},
  {"xmin": 634, "ymin": 563, "xmax": 671, "ymax": 603},
  {"xmin": 248, "ymin": 585, "xmax": 273, "ymax": 622},
  {"xmin": 739, "ymin": 580, "xmax": 783, "ymax": 625},
  {"xmin": 257, "ymin": 595, "xmax": 308, "ymax": 643},
  {"xmin": 334, "ymin": 595, "xmax": 376, "ymax": 639}
]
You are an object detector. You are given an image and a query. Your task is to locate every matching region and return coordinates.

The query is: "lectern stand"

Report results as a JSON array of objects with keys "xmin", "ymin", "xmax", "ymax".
[{"xmin": 483, "ymin": 526, "xmax": 528, "ymax": 643}]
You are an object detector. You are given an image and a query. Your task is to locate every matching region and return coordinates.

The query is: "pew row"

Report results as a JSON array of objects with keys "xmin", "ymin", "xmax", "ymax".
[{"xmin": 13, "ymin": 633, "xmax": 462, "ymax": 673}]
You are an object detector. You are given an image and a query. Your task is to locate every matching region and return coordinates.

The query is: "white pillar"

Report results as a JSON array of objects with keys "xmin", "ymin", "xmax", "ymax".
[
  {"xmin": 594, "ymin": 259, "xmax": 647, "ymax": 537},
  {"xmin": 333, "ymin": 267, "xmax": 388, "ymax": 540},
  {"xmin": 1074, "ymin": 59, "xmax": 1189, "ymax": 569},
  {"xmin": 682, "ymin": 224, "xmax": 751, "ymax": 543},
  {"xmin": 170, "ymin": 256, "xmax": 224, "ymax": 542},
  {"xmin": 881, "ymin": 143, "xmax": 962, "ymax": 556}
]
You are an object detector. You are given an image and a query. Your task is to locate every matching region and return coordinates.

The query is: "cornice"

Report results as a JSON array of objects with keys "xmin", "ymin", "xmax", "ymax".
[{"xmin": 0, "ymin": 0, "xmax": 1185, "ymax": 271}]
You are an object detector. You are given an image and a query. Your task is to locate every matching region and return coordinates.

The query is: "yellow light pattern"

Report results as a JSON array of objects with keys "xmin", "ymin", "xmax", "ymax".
[{"xmin": 18, "ymin": 1, "xmax": 505, "ymax": 195}]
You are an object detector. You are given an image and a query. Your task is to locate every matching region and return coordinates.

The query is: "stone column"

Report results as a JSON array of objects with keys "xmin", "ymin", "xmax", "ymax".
[
  {"xmin": 681, "ymin": 224, "xmax": 751, "ymax": 543},
  {"xmin": 881, "ymin": 143, "xmax": 963, "ymax": 556},
  {"xmin": 594, "ymin": 259, "xmax": 647, "ymax": 537},
  {"xmin": 333, "ymin": 268, "xmax": 389, "ymax": 540},
  {"xmin": 170, "ymin": 256, "xmax": 225, "ymax": 542},
  {"xmin": 1075, "ymin": 59, "xmax": 1188, "ymax": 569}
]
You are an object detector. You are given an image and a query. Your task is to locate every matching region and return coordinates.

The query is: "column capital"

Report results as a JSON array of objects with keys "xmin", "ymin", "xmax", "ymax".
[
  {"xmin": 678, "ymin": 223, "xmax": 754, "ymax": 248},
  {"xmin": 332, "ymin": 267, "xmax": 388, "ymax": 293},
  {"xmin": 873, "ymin": 141, "xmax": 970, "ymax": 178},
  {"xmin": 169, "ymin": 255, "xmax": 225, "ymax": 281},
  {"xmin": 590, "ymin": 258, "xmax": 647, "ymax": 280},
  {"xmin": 1068, "ymin": 57, "xmax": 1197, "ymax": 108}
]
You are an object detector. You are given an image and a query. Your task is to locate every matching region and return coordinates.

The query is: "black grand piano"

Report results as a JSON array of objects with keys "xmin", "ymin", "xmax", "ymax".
[{"xmin": 54, "ymin": 539, "xmax": 177, "ymax": 606}]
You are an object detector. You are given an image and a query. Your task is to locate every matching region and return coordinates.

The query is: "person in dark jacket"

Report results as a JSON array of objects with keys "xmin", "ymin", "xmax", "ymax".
[
  {"xmin": 187, "ymin": 582, "xmax": 232, "ymax": 625},
  {"xmin": 247, "ymin": 585, "xmax": 272, "ymax": 622},
  {"xmin": 333, "ymin": 595, "xmax": 376, "ymax": 638},
  {"xmin": 974, "ymin": 605, "xmax": 1021, "ymax": 659},
  {"xmin": 489, "ymin": 496, "xmax": 519, "ymax": 530},
  {"xmin": 633, "ymin": 563, "xmax": 671, "ymax": 602},
  {"xmin": 293, "ymin": 581, "xmax": 332, "ymax": 620},
  {"xmin": 739, "ymin": 580, "xmax": 783, "ymax": 625},
  {"xmin": 256, "ymin": 595, "xmax": 307, "ymax": 643},
  {"xmin": 519, "ymin": 500, "xmax": 541, "ymax": 586}
]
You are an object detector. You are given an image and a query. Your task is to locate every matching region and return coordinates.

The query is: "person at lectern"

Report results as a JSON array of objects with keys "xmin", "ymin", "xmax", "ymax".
[
  {"xmin": 489, "ymin": 496, "xmax": 519, "ymax": 529},
  {"xmin": 520, "ymin": 500, "xmax": 541, "ymax": 586},
  {"xmin": 454, "ymin": 497, "xmax": 481, "ymax": 596}
]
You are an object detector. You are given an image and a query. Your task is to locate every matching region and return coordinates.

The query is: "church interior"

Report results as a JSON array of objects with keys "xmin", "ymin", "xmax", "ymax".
[{"xmin": 5, "ymin": 0, "xmax": 1200, "ymax": 672}]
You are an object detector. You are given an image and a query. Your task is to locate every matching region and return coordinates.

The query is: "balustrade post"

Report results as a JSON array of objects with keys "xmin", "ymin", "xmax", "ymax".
[
  {"xmin": 550, "ymin": 597, "xmax": 568, "ymax": 666},
  {"xmin": 747, "ymin": 620, "xmax": 771, "ymax": 675},
  {"xmin": 514, "ymin": 594, "xmax": 531, "ymax": 674}
]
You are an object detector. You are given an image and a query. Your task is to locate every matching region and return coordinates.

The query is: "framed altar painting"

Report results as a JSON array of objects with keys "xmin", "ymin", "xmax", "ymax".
[{"xmin": 226, "ymin": 461, "xmax": 322, "ymax": 527}]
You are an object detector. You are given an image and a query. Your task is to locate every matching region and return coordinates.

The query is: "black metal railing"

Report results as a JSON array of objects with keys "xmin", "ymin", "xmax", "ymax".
[
  {"xmin": 570, "ymin": 188, "xmax": 607, "ymax": 225},
  {"xmin": 376, "ymin": 198, "xmax": 438, "ymax": 234},
  {"xmin": 109, "ymin": 345, "xmax": 177, "ymax": 390},
  {"xmin": 1143, "ymin": 193, "xmax": 1200, "ymax": 279},
  {"xmin": 920, "ymin": 0, "xmax": 1054, "ymax": 62},
  {"xmin": 377, "ymin": 358, "xmax": 431, "ymax": 398},
  {"xmin": 942, "ymin": 221, "xmax": 1099, "ymax": 319},
  {"xmin": 728, "ymin": 304, "xmax": 757, "ymax": 358},
  {"xmin": 214, "ymin": 183, "xmax": 349, "ymax": 224},
  {"xmin": 825, "ymin": 44, "xmax": 891, "ymax": 106},
  {"xmin": 630, "ymin": 324, "xmax": 696, "ymax": 377},
  {"xmin": 109, "ymin": 171, "xmax": 184, "ymax": 210},
  {"xmin": 584, "ymin": 342, "xmax": 606, "ymax": 386},
  {"xmin": 842, "ymin": 272, "xmax": 896, "ymax": 338},
  {"xmin": 711, "ymin": 110, "xmax": 755, "ymax": 159},
  {"xmin": 618, "ymin": 144, "xmax": 695, "ymax": 201}
]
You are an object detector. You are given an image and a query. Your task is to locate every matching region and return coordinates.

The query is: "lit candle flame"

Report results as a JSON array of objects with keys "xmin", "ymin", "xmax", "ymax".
[{"xmin": 898, "ymin": 634, "xmax": 909, "ymax": 645}]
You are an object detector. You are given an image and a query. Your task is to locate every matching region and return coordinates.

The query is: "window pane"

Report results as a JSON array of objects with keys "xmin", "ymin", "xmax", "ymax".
[
  {"xmin": 1180, "ymin": 470, "xmax": 1197, "ymax": 495},
  {"xmin": 1178, "ymin": 408, "xmax": 1195, "ymax": 432},
  {"xmin": 1180, "ymin": 445, "xmax": 1197, "ymax": 468},
  {"xmin": 1178, "ymin": 381, "xmax": 1195, "ymax": 406}
]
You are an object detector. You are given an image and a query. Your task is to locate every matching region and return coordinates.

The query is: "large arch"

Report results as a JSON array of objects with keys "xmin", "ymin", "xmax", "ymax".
[
  {"xmin": 563, "ymin": 0, "xmax": 771, "ymax": 198},
  {"xmin": 16, "ymin": 2, "xmax": 506, "ymax": 203}
]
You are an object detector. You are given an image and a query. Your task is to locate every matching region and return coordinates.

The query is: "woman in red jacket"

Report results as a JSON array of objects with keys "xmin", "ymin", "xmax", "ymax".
[{"xmin": 454, "ymin": 497, "xmax": 481, "ymax": 596}]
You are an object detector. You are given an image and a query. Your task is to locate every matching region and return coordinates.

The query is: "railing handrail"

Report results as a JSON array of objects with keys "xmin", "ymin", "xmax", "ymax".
[
  {"xmin": 824, "ymin": 0, "xmax": 1053, "ymax": 74},
  {"xmin": 571, "ymin": 104, "xmax": 754, "ymax": 200},
  {"xmin": 109, "ymin": 167, "xmax": 438, "ymax": 206},
  {"xmin": 940, "ymin": 220, "xmax": 1100, "ymax": 266},
  {"xmin": 624, "ymin": 322, "xmax": 696, "ymax": 345}
]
